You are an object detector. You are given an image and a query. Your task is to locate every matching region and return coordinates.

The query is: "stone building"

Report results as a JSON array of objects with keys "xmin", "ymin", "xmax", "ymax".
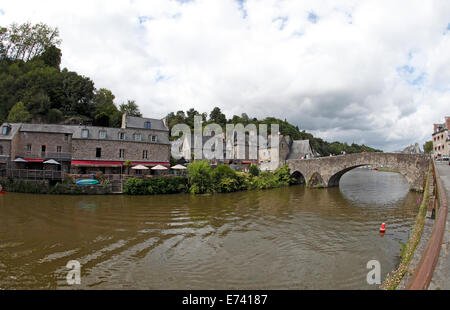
[
  {"xmin": 0, "ymin": 114, "xmax": 170, "ymax": 177},
  {"xmin": 432, "ymin": 117, "xmax": 450, "ymax": 158},
  {"xmin": 259, "ymin": 136, "xmax": 315, "ymax": 171}
]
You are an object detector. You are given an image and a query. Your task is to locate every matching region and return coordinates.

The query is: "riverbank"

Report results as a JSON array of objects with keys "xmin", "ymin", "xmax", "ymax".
[
  {"xmin": 381, "ymin": 162, "xmax": 432, "ymax": 290},
  {"xmin": 0, "ymin": 178, "xmax": 113, "ymax": 195},
  {"xmin": 124, "ymin": 163, "xmax": 294, "ymax": 195}
]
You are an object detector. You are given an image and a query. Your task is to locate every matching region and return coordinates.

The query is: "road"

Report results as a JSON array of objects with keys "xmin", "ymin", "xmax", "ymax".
[{"xmin": 429, "ymin": 162, "xmax": 450, "ymax": 290}]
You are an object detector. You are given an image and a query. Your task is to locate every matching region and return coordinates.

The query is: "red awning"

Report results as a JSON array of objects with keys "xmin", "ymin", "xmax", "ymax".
[
  {"xmin": 241, "ymin": 161, "xmax": 258, "ymax": 164},
  {"xmin": 24, "ymin": 159, "xmax": 44, "ymax": 162},
  {"xmin": 71, "ymin": 160, "xmax": 123, "ymax": 167},
  {"xmin": 71, "ymin": 160, "xmax": 170, "ymax": 167}
]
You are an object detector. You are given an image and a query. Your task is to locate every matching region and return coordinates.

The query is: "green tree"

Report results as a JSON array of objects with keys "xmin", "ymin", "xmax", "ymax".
[
  {"xmin": 423, "ymin": 141, "xmax": 433, "ymax": 154},
  {"xmin": 93, "ymin": 88, "xmax": 121, "ymax": 127},
  {"xmin": 1, "ymin": 22, "xmax": 61, "ymax": 61},
  {"xmin": 120, "ymin": 100, "xmax": 142, "ymax": 117},
  {"xmin": 187, "ymin": 161, "xmax": 213, "ymax": 194},
  {"xmin": 249, "ymin": 165, "xmax": 259, "ymax": 177},
  {"xmin": 209, "ymin": 107, "xmax": 226, "ymax": 127},
  {"xmin": 7, "ymin": 101, "xmax": 32, "ymax": 123}
]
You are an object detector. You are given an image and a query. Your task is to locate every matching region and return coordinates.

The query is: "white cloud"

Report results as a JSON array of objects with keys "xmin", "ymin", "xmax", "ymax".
[{"xmin": 1, "ymin": 0, "xmax": 449, "ymax": 151}]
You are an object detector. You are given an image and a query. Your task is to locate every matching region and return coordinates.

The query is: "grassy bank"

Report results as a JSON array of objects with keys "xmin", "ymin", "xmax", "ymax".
[{"xmin": 380, "ymin": 162, "xmax": 432, "ymax": 290}]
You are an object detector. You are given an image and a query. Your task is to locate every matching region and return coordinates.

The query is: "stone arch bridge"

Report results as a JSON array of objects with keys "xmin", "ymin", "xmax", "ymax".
[{"xmin": 287, "ymin": 153, "xmax": 429, "ymax": 192}]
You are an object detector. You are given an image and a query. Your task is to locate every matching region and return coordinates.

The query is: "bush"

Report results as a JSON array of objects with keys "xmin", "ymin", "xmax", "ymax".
[
  {"xmin": 249, "ymin": 165, "xmax": 259, "ymax": 177},
  {"xmin": 124, "ymin": 176, "xmax": 188, "ymax": 195},
  {"xmin": 187, "ymin": 161, "xmax": 213, "ymax": 194},
  {"xmin": 63, "ymin": 174, "xmax": 75, "ymax": 185}
]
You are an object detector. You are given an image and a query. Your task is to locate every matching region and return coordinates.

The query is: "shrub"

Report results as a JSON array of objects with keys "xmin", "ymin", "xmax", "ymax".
[
  {"xmin": 249, "ymin": 165, "xmax": 259, "ymax": 177},
  {"xmin": 187, "ymin": 161, "xmax": 213, "ymax": 194},
  {"xmin": 212, "ymin": 164, "xmax": 237, "ymax": 184},
  {"xmin": 63, "ymin": 174, "xmax": 75, "ymax": 185},
  {"xmin": 124, "ymin": 176, "xmax": 188, "ymax": 195}
]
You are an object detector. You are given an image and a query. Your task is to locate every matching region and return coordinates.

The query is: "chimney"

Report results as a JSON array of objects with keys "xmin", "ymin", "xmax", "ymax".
[
  {"xmin": 121, "ymin": 113, "xmax": 127, "ymax": 129},
  {"xmin": 434, "ymin": 123, "xmax": 440, "ymax": 133},
  {"xmin": 446, "ymin": 117, "xmax": 450, "ymax": 130}
]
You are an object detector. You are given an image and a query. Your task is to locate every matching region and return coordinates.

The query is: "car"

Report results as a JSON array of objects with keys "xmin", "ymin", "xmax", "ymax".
[{"xmin": 442, "ymin": 156, "xmax": 450, "ymax": 161}]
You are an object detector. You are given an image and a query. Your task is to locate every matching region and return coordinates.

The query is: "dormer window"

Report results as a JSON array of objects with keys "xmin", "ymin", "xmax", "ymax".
[
  {"xmin": 119, "ymin": 132, "xmax": 126, "ymax": 140},
  {"xmin": 134, "ymin": 133, "xmax": 142, "ymax": 141},
  {"xmin": 99, "ymin": 131, "xmax": 106, "ymax": 139},
  {"xmin": 2, "ymin": 125, "xmax": 10, "ymax": 135},
  {"xmin": 150, "ymin": 135, "xmax": 157, "ymax": 143},
  {"xmin": 82, "ymin": 129, "xmax": 89, "ymax": 138},
  {"xmin": 145, "ymin": 121, "xmax": 151, "ymax": 129}
]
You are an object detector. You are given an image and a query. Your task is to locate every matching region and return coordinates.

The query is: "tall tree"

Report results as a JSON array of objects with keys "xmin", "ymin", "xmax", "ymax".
[
  {"xmin": 423, "ymin": 141, "xmax": 433, "ymax": 154},
  {"xmin": 7, "ymin": 101, "xmax": 32, "ymax": 123},
  {"xmin": 209, "ymin": 107, "xmax": 226, "ymax": 126},
  {"xmin": 119, "ymin": 100, "xmax": 142, "ymax": 117},
  {"xmin": 93, "ymin": 88, "xmax": 121, "ymax": 127},
  {"xmin": 0, "ymin": 22, "xmax": 61, "ymax": 61}
]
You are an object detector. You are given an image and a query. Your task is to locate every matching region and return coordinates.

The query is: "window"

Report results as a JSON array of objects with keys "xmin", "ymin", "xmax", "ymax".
[
  {"xmin": 99, "ymin": 131, "xmax": 106, "ymax": 139},
  {"xmin": 96, "ymin": 148, "xmax": 102, "ymax": 158},
  {"xmin": 26, "ymin": 144, "xmax": 32, "ymax": 152},
  {"xmin": 64, "ymin": 134, "xmax": 69, "ymax": 141},
  {"xmin": 151, "ymin": 135, "xmax": 157, "ymax": 143},
  {"xmin": 142, "ymin": 150, "xmax": 148, "ymax": 159},
  {"xmin": 119, "ymin": 132, "xmax": 125, "ymax": 140},
  {"xmin": 82, "ymin": 129, "xmax": 89, "ymax": 138},
  {"xmin": 145, "ymin": 121, "xmax": 151, "ymax": 129},
  {"xmin": 0, "ymin": 145, "xmax": 3, "ymax": 155},
  {"xmin": 2, "ymin": 126, "xmax": 8, "ymax": 135},
  {"xmin": 57, "ymin": 146, "xmax": 62, "ymax": 153},
  {"xmin": 135, "ymin": 133, "xmax": 142, "ymax": 141},
  {"xmin": 119, "ymin": 149, "xmax": 125, "ymax": 159},
  {"xmin": 41, "ymin": 145, "xmax": 46, "ymax": 153}
]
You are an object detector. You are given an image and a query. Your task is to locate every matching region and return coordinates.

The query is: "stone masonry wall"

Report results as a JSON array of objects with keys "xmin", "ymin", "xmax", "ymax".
[
  {"xmin": 288, "ymin": 153, "xmax": 430, "ymax": 192},
  {"xmin": 72, "ymin": 139, "xmax": 170, "ymax": 162}
]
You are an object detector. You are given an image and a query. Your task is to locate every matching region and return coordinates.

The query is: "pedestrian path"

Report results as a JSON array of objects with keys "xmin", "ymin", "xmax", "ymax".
[{"xmin": 429, "ymin": 163, "xmax": 450, "ymax": 290}]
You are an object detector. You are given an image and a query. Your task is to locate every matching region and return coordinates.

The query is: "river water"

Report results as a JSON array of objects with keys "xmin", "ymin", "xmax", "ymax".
[{"xmin": 0, "ymin": 169, "xmax": 421, "ymax": 290}]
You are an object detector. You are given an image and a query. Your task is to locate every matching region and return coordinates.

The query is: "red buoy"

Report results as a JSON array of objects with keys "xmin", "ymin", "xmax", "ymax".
[{"xmin": 380, "ymin": 223, "xmax": 386, "ymax": 233}]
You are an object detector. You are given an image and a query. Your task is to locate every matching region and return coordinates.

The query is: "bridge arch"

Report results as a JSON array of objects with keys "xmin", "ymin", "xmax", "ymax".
[
  {"xmin": 287, "ymin": 153, "xmax": 429, "ymax": 192},
  {"xmin": 307, "ymin": 172, "xmax": 325, "ymax": 188},
  {"xmin": 290, "ymin": 170, "xmax": 306, "ymax": 184},
  {"xmin": 327, "ymin": 164, "xmax": 410, "ymax": 188}
]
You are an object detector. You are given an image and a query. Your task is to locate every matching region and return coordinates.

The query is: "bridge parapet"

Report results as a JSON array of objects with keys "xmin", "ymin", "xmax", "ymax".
[{"xmin": 287, "ymin": 153, "xmax": 429, "ymax": 192}]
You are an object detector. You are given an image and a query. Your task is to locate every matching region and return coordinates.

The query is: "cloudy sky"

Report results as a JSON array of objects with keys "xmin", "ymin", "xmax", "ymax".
[{"xmin": 1, "ymin": 0, "xmax": 449, "ymax": 151}]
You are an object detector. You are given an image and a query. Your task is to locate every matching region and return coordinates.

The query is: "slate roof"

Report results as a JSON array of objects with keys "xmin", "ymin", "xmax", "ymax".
[
  {"xmin": 124, "ymin": 116, "xmax": 168, "ymax": 131},
  {"xmin": 0, "ymin": 122, "xmax": 170, "ymax": 144},
  {"xmin": 286, "ymin": 140, "xmax": 314, "ymax": 159}
]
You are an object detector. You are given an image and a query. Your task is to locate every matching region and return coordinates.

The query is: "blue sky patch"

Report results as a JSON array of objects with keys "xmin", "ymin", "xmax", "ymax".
[
  {"xmin": 273, "ymin": 16, "xmax": 288, "ymax": 30},
  {"xmin": 308, "ymin": 11, "xmax": 318, "ymax": 24},
  {"xmin": 397, "ymin": 65, "xmax": 426, "ymax": 87},
  {"xmin": 138, "ymin": 16, "xmax": 153, "ymax": 24},
  {"xmin": 235, "ymin": 0, "xmax": 247, "ymax": 19}
]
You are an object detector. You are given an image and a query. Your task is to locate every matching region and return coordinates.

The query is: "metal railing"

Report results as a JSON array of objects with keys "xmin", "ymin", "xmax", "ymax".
[
  {"xmin": 407, "ymin": 158, "xmax": 448, "ymax": 289},
  {"xmin": 15, "ymin": 152, "xmax": 72, "ymax": 160},
  {"xmin": 4, "ymin": 169, "xmax": 63, "ymax": 180}
]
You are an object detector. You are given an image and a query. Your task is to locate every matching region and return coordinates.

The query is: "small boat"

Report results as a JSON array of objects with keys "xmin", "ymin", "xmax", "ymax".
[{"xmin": 76, "ymin": 179, "xmax": 99, "ymax": 186}]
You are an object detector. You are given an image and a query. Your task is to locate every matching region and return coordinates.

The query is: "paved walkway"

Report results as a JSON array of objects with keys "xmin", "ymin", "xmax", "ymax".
[{"xmin": 429, "ymin": 163, "xmax": 450, "ymax": 290}]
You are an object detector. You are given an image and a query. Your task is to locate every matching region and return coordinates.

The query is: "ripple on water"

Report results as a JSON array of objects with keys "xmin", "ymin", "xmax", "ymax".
[{"xmin": 0, "ymin": 169, "xmax": 420, "ymax": 289}]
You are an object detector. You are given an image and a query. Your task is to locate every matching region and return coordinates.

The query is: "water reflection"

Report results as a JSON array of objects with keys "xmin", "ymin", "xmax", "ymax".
[{"xmin": 0, "ymin": 169, "xmax": 421, "ymax": 289}]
